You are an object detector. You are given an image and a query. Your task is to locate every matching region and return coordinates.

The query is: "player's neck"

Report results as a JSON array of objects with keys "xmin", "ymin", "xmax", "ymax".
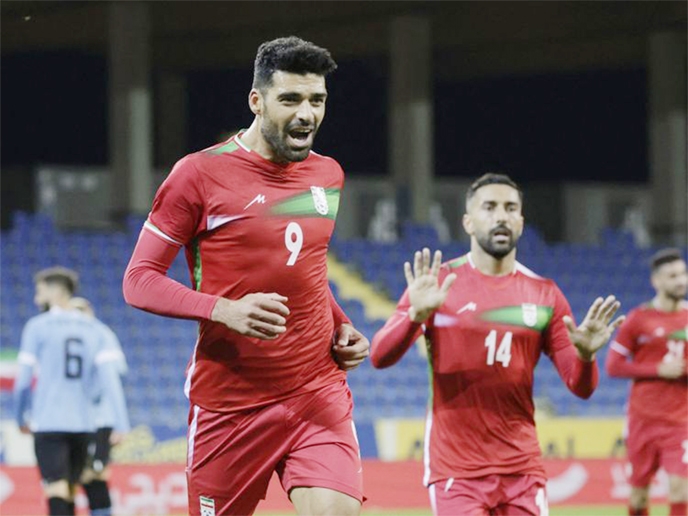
[
  {"xmin": 652, "ymin": 294, "xmax": 681, "ymax": 312},
  {"xmin": 48, "ymin": 296, "xmax": 72, "ymax": 311},
  {"xmin": 469, "ymin": 248, "xmax": 516, "ymax": 276},
  {"xmin": 241, "ymin": 120, "xmax": 283, "ymax": 164}
]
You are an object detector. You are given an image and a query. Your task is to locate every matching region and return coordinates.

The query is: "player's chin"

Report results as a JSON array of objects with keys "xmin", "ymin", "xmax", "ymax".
[{"xmin": 286, "ymin": 147, "xmax": 311, "ymax": 162}]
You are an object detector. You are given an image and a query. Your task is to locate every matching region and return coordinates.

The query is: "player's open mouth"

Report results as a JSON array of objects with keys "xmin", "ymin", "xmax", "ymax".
[
  {"xmin": 287, "ymin": 129, "xmax": 313, "ymax": 148},
  {"xmin": 491, "ymin": 228, "xmax": 511, "ymax": 242}
]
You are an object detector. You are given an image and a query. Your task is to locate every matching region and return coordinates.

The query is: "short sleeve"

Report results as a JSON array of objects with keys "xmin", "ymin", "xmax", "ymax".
[
  {"xmin": 17, "ymin": 319, "xmax": 40, "ymax": 365},
  {"xmin": 543, "ymin": 283, "xmax": 574, "ymax": 357},
  {"xmin": 147, "ymin": 155, "xmax": 206, "ymax": 246}
]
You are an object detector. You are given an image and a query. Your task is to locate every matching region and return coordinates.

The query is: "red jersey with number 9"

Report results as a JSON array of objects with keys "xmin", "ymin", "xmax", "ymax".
[{"xmin": 146, "ymin": 134, "xmax": 346, "ymax": 413}]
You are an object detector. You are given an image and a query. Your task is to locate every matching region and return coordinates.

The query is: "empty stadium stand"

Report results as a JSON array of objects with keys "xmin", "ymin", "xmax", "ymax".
[{"xmin": 2, "ymin": 211, "xmax": 661, "ymax": 435}]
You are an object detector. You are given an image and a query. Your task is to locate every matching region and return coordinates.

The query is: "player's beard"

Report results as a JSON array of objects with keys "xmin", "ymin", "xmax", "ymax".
[
  {"xmin": 261, "ymin": 112, "xmax": 318, "ymax": 164},
  {"xmin": 665, "ymin": 285, "xmax": 687, "ymax": 302},
  {"xmin": 476, "ymin": 226, "xmax": 519, "ymax": 259}
]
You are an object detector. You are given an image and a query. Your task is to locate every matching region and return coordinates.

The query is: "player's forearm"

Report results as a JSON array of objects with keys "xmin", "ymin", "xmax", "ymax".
[
  {"xmin": 605, "ymin": 348, "xmax": 661, "ymax": 379},
  {"xmin": 371, "ymin": 313, "xmax": 423, "ymax": 368},
  {"xmin": 123, "ymin": 229, "xmax": 218, "ymax": 320},
  {"xmin": 552, "ymin": 345, "xmax": 599, "ymax": 399},
  {"xmin": 13, "ymin": 367, "xmax": 32, "ymax": 427},
  {"xmin": 328, "ymin": 287, "xmax": 351, "ymax": 327}
]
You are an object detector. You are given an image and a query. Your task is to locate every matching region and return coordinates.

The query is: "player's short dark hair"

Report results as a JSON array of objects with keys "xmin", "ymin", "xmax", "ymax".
[
  {"xmin": 252, "ymin": 36, "xmax": 337, "ymax": 91},
  {"xmin": 465, "ymin": 173, "xmax": 523, "ymax": 208},
  {"xmin": 34, "ymin": 266, "xmax": 79, "ymax": 295},
  {"xmin": 650, "ymin": 248, "xmax": 684, "ymax": 272}
]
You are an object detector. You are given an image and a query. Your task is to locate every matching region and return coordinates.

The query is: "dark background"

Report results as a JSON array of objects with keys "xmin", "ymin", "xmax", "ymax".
[{"xmin": 2, "ymin": 51, "xmax": 647, "ymax": 182}]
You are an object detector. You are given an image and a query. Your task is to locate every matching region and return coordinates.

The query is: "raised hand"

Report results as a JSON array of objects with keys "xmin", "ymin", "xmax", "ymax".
[
  {"xmin": 563, "ymin": 295, "xmax": 625, "ymax": 361},
  {"xmin": 211, "ymin": 293, "xmax": 289, "ymax": 339},
  {"xmin": 404, "ymin": 248, "xmax": 457, "ymax": 323},
  {"xmin": 332, "ymin": 323, "xmax": 370, "ymax": 371}
]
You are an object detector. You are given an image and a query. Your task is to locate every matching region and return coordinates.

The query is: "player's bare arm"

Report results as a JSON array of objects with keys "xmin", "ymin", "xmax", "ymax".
[
  {"xmin": 333, "ymin": 323, "xmax": 370, "ymax": 371},
  {"xmin": 563, "ymin": 295, "xmax": 625, "ymax": 361},
  {"xmin": 404, "ymin": 248, "xmax": 457, "ymax": 323},
  {"xmin": 657, "ymin": 357, "xmax": 687, "ymax": 379},
  {"xmin": 211, "ymin": 293, "xmax": 289, "ymax": 340}
]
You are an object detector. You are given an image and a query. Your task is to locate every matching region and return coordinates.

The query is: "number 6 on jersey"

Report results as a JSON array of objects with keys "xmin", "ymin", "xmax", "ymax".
[{"xmin": 285, "ymin": 222, "xmax": 303, "ymax": 266}]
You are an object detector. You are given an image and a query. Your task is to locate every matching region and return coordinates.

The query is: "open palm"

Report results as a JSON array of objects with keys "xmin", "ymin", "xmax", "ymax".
[
  {"xmin": 404, "ymin": 248, "xmax": 457, "ymax": 323},
  {"xmin": 563, "ymin": 295, "xmax": 625, "ymax": 360}
]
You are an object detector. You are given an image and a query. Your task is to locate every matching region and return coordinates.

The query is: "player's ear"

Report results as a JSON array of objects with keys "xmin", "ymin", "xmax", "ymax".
[
  {"xmin": 462, "ymin": 213, "xmax": 473, "ymax": 236},
  {"xmin": 248, "ymin": 89, "xmax": 262, "ymax": 116}
]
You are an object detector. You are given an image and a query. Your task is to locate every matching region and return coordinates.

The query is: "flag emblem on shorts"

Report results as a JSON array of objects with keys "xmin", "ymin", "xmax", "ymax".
[
  {"xmin": 200, "ymin": 496, "xmax": 216, "ymax": 516},
  {"xmin": 310, "ymin": 186, "xmax": 329, "ymax": 215}
]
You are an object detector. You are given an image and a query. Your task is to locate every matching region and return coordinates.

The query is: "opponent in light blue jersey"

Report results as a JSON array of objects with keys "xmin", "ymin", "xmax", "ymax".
[
  {"xmin": 13, "ymin": 307, "xmax": 130, "ymax": 434},
  {"xmin": 69, "ymin": 296, "xmax": 129, "ymax": 516},
  {"xmin": 93, "ymin": 322, "xmax": 128, "ymax": 428},
  {"xmin": 13, "ymin": 266, "xmax": 130, "ymax": 516}
]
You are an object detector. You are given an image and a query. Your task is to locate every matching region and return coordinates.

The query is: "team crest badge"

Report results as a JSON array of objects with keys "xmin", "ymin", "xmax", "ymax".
[
  {"xmin": 200, "ymin": 496, "xmax": 216, "ymax": 516},
  {"xmin": 522, "ymin": 303, "xmax": 538, "ymax": 327},
  {"xmin": 310, "ymin": 186, "xmax": 329, "ymax": 215}
]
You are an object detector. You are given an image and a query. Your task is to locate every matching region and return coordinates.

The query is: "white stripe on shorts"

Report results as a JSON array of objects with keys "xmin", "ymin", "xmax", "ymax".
[
  {"xmin": 429, "ymin": 483, "xmax": 437, "ymax": 516},
  {"xmin": 187, "ymin": 405, "xmax": 201, "ymax": 469}
]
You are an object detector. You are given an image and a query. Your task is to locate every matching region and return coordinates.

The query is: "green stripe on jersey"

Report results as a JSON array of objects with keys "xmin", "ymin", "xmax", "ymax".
[
  {"xmin": 192, "ymin": 238, "xmax": 202, "ymax": 291},
  {"xmin": 669, "ymin": 329, "xmax": 687, "ymax": 341},
  {"xmin": 447, "ymin": 255, "xmax": 468, "ymax": 269},
  {"xmin": 480, "ymin": 305, "xmax": 553, "ymax": 332},
  {"xmin": 425, "ymin": 337, "xmax": 434, "ymax": 409},
  {"xmin": 270, "ymin": 188, "xmax": 340, "ymax": 220},
  {"xmin": 206, "ymin": 141, "xmax": 239, "ymax": 155}
]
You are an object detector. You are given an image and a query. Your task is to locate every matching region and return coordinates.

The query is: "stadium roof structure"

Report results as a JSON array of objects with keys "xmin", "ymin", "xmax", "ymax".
[{"xmin": 2, "ymin": 1, "xmax": 686, "ymax": 79}]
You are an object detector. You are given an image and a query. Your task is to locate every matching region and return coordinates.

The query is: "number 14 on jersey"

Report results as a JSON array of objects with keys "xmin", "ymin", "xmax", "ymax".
[{"xmin": 485, "ymin": 330, "xmax": 513, "ymax": 367}]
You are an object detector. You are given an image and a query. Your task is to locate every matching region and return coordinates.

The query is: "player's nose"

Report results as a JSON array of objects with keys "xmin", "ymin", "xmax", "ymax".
[{"xmin": 295, "ymin": 100, "xmax": 314, "ymax": 123}]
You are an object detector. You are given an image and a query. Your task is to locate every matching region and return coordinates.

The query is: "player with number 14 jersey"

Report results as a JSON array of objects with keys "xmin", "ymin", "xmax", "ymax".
[{"xmin": 373, "ymin": 253, "xmax": 590, "ymax": 484}]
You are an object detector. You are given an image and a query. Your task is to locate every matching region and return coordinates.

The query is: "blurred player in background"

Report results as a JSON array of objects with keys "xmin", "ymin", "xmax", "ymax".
[
  {"xmin": 371, "ymin": 173, "xmax": 624, "ymax": 516},
  {"xmin": 123, "ymin": 36, "xmax": 369, "ymax": 515},
  {"xmin": 606, "ymin": 248, "xmax": 688, "ymax": 516},
  {"xmin": 14, "ymin": 267, "xmax": 130, "ymax": 516},
  {"xmin": 69, "ymin": 296, "xmax": 129, "ymax": 516}
]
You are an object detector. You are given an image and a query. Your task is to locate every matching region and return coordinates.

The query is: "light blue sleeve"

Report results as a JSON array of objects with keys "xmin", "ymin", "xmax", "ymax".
[
  {"xmin": 104, "ymin": 325, "xmax": 128, "ymax": 377},
  {"xmin": 13, "ymin": 364, "xmax": 33, "ymax": 428},
  {"xmin": 96, "ymin": 358, "xmax": 131, "ymax": 433},
  {"xmin": 13, "ymin": 319, "xmax": 39, "ymax": 427}
]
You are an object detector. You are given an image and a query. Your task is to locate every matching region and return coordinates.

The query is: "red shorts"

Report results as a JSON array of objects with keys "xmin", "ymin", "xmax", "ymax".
[
  {"xmin": 186, "ymin": 380, "xmax": 363, "ymax": 515},
  {"xmin": 429, "ymin": 474, "xmax": 548, "ymax": 516},
  {"xmin": 626, "ymin": 415, "xmax": 688, "ymax": 487}
]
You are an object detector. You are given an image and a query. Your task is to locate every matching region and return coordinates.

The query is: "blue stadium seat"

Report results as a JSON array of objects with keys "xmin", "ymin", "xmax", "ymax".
[{"xmin": 1, "ymin": 212, "xmax": 664, "ymax": 424}]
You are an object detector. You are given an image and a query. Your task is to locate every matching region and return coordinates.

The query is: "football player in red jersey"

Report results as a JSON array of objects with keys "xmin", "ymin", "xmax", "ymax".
[
  {"xmin": 606, "ymin": 248, "xmax": 687, "ymax": 516},
  {"xmin": 123, "ymin": 37, "xmax": 369, "ymax": 516},
  {"xmin": 371, "ymin": 173, "xmax": 624, "ymax": 516}
]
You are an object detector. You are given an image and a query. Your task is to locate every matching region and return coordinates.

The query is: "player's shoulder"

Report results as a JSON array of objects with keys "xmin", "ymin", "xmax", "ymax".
[
  {"xmin": 23, "ymin": 311, "xmax": 49, "ymax": 331},
  {"xmin": 306, "ymin": 151, "xmax": 345, "ymax": 175},
  {"xmin": 625, "ymin": 302, "xmax": 657, "ymax": 319},
  {"xmin": 514, "ymin": 261, "xmax": 551, "ymax": 283},
  {"xmin": 514, "ymin": 262, "xmax": 566, "ymax": 300},
  {"xmin": 169, "ymin": 138, "xmax": 246, "ymax": 176},
  {"xmin": 442, "ymin": 254, "xmax": 471, "ymax": 273}
]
